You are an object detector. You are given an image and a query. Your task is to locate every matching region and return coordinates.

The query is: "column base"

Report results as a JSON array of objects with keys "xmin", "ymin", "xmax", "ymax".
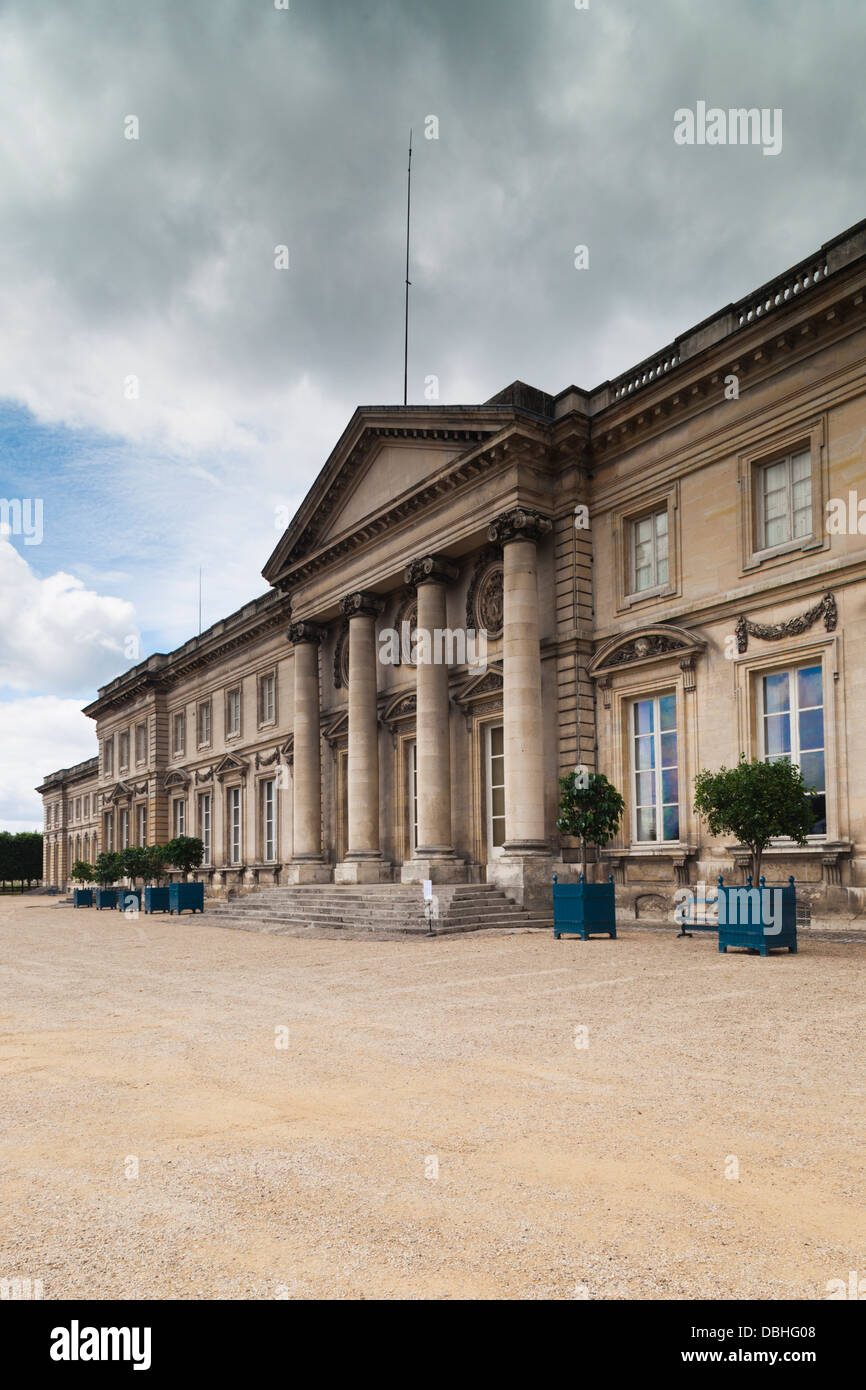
[
  {"xmin": 487, "ymin": 852, "xmax": 561, "ymax": 909},
  {"xmin": 401, "ymin": 855, "xmax": 468, "ymax": 885},
  {"xmin": 286, "ymin": 860, "xmax": 333, "ymax": 885},
  {"xmin": 334, "ymin": 857, "xmax": 393, "ymax": 885}
]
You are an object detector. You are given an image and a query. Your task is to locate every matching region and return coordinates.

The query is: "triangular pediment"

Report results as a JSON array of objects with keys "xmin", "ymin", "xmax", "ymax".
[
  {"xmin": 213, "ymin": 753, "xmax": 248, "ymax": 782},
  {"xmin": 454, "ymin": 663, "xmax": 504, "ymax": 706},
  {"xmin": 105, "ymin": 780, "xmax": 133, "ymax": 802}
]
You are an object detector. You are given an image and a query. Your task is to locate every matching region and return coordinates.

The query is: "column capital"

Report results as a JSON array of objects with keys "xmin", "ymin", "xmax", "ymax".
[
  {"xmin": 487, "ymin": 508, "xmax": 552, "ymax": 546},
  {"xmin": 288, "ymin": 620, "xmax": 327, "ymax": 645},
  {"xmin": 340, "ymin": 591, "xmax": 385, "ymax": 619},
  {"xmin": 403, "ymin": 554, "xmax": 459, "ymax": 588}
]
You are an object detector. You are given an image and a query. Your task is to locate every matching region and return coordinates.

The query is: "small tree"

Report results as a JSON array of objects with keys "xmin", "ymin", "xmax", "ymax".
[
  {"xmin": 93, "ymin": 851, "xmax": 123, "ymax": 887},
  {"xmin": 693, "ymin": 754, "xmax": 815, "ymax": 883},
  {"xmin": 556, "ymin": 771, "xmax": 625, "ymax": 881},
  {"xmin": 165, "ymin": 835, "xmax": 205, "ymax": 879},
  {"xmin": 120, "ymin": 845, "xmax": 149, "ymax": 887},
  {"xmin": 143, "ymin": 844, "xmax": 171, "ymax": 886},
  {"xmin": 70, "ymin": 860, "xmax": 94, "ymax": 885}
]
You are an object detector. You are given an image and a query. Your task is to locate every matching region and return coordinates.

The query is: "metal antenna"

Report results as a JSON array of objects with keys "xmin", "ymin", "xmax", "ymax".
[
  {"xmin": 403, "ymin": 128, "xmax": 412, "ymax": 406},
  {"xmin": 198, "ymin": 567, "xmax": 202, "ymax": 635}
]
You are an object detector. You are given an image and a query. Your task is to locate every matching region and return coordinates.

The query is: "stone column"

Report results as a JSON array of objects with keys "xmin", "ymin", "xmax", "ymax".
[
  {"xmin": 486, "ymin": 508, "xmax": 553, "ymax": 906},
  {"xmin": 335, "ymin": 591, "xmax": 390, "ymax": 883},
  {"xmin": 287, "ymin": 621, "xmax": 331, "ymax": 884},
  {"xmin": 401, "ymin": 555, "xmax": 467, "ymax": 884}
]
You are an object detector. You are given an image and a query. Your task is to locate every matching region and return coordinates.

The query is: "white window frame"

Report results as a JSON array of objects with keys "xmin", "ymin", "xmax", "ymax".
[
  {"xmin": 228, "ymin": 787, "xmax": 242, "ymax": 865},
  {"xmin": 103, "ymin": 737, "xmax": 114, "ymax": 777},
  {"xmin": 259, "ymin": 672, "xmax": 276, "ymax": 727},
  {"xmin": 226, "ymin": 687, "xmax": 242, "ymax": 739},
  {"xmin": 197, "ymin": 700, "xmax": 212, "ymax": 748},
  {"xmin": 172, "ymin": 711, "xmax": 185, "ymax": 757},
  {"xmin": 758, "ymin": 661, "xmax": 826, "ymax": 841},
  {"xmin": 407, "ymin": 740, "xmax": 418, "ymax": 854},
  {"xmin": 629, "ymin": 507, "xmax": 669, "ymax": 597},
  {"xmin": 630, "ymin": 693, "xmax": 680, "ymax": 844},
  {"xmin": 484, "ymin": 723, "xmax": 506, "ymax": 858},
  {"xmin": 136, "ymin": 803, "xmax": 147, "ymax": 847},
  {"xmin": 119, "ymin": 807, "xmax": 130, "ymax": 850},
  {"xmin": 262, "ymin": 779, "xmax": 276, "ymax": 862},
  {"xmin": 118, "ymin": 731, "xmax": 130, "ymax": 771},
  {"xmin": 756, "ymin": 449, "xmax": 812, "ymax": 554},
  {"xmin": 135, "ymin": 722, "xmax": 147, "ymax": 764},
  {"xmin": 198, "ymin": 793, "xmax": 212, "ymax": 865},
  {"xmin": 173, "ymin": 798, "xmax": 186, "ymax": 837}
]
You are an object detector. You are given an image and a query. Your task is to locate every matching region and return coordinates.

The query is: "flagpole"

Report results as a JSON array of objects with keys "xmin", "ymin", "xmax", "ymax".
[{"xmin": 403, "ymin": 129, "xmax": 412, "ymax": 407}]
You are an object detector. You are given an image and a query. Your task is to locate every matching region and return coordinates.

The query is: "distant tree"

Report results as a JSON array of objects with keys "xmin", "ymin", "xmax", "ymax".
[
  {"xmin": 17, "ymin": 831, "xmax": 43, "ymax": 887},
  {"xmin": 556, "ymin": 771, "xmax": 625, "ymax": 881},
  {"xmin": 93, "ymin": 851, "xmax": 123, "ymax": 887},
  {"xmin": 119, "ymin": 845, "xmax": 149, "ymax": 887},
  {"xmin": 0, "ymin": 832, "xmax": 13, "ymax": 888},
  {"xmin": 70, "ymin": 860, "xmax": 94, "ymax": 885},
  {"xmin": 165, "ymin": 836, "xmax": 205, "ymax": 878},
  {"xmin": 693, "ymin": 754, "xmax": 814, "ymax": 883},
  {"xmin": 143, "ymin": 844, "xmax": 171, "ymax": 886}
]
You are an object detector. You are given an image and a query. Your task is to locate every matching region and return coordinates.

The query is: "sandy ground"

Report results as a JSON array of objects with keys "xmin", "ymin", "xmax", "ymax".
[{"xmin": 1, "ymin": 892, "xmax": 864, "ymax": 1301}]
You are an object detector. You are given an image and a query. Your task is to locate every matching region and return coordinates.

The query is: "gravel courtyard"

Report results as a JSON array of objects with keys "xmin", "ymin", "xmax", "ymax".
[{"xmin": 1, "ymin": 893, "xmax": 864, "ymax": 1301}]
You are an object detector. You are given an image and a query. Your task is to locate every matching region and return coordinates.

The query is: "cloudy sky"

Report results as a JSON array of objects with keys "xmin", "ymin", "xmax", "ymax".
[{"xmin": 1, "ymin": 0, "xmax": 864, "ymax": 830}]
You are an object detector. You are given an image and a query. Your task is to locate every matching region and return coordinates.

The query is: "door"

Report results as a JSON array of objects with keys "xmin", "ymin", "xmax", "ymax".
[{"xmin": 485, "ymin": 723, "xmax": 506, "ymax": 859}]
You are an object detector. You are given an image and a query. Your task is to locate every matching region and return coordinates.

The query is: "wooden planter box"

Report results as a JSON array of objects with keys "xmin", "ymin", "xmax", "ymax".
[
  {"xmin": 144, "ymin": 886, "xmax": 170, "ymax": 914},
  {"xmin": 116, "ymin": 888, "xmax": 142, "ymax": 913},
  {"xmin": 717, "ymin": 875, "xmax": 797, "ymax": 956},
  {"xmin": 95, "ymin": 888, "xmax": 118, "ymax": 910},
  {"xmin": 553, "ymin": 874, "xmax": 617, "ymax": 940},
  {"xmin": 169, "ymin": 881, "xmax": 204, "ymax": 916},
  {"xmin": 72, "ymin": 888, "xmax": 93, "ymax": 907}
]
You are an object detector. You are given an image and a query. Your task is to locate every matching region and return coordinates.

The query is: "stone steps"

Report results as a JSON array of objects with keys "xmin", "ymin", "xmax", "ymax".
[{"xmin": 197, "ymin": 882, "xmax": 552, "ymax": 937}]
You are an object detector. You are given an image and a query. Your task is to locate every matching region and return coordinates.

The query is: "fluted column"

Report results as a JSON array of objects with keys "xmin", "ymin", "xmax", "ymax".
[
  {"xmin": 287, "ymin": 621, "xmax": 330, "ymax": 882},
  {"xmin": 486, "ymin": 509, "xmax": 553, "ymax": 902},
  {"xmin": 401, "ymin": 556, "xmax": 466, "ymax": 883},
  {"xmin": 335, "ymin": 591, "xmax": 390, "ymax": 883}
]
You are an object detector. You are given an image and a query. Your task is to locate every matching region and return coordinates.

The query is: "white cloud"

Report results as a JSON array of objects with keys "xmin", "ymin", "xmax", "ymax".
[
  {"xmin": 0, "ymin": 695, "xmax": 97, "ymax": 830},
  {"xmin": 0, "ymin": 530, "xmax": 139, "ymax": 695}
]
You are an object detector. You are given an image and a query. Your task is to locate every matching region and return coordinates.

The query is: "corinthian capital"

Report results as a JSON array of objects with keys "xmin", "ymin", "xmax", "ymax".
[
  {"xmin": 403, "ymin": 554, "xmax": 459, "ymax": 588},
  {"xmin": 288, "ymin": 620, "xmax": 327, "ymax": 646},
  {"xmin": 340, "ymin": 590, "xmax": 385, "ymax": 619},
  {"xmin": 487, "ymin": 508, "xmax": 553, "ymax": 545}
]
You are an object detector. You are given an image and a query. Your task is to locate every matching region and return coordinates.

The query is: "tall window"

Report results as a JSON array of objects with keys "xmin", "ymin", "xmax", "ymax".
[
  {"xmin": 118, "ymin": 731, "xmax": 130, "ymax": 770},
  {"xmin": 758, "ymin": 450, "xmax": 811, "ymax": 550},
  {"xmin": 630, "ymin": 508, "xmax": 669, "ymax": 594},
  {"xmin": 136, "ymin": 803, "xmax": 147, "ymax": 847},
  {"xmin": 226, "ymin": 688, "xmax": 241, "ymax": 738},
  {"xmin": 262, "ymin": 780, "xmax": 275, "ymax": 861},
  {"xmin": 75, "ymin": 797, "xmax": 81, "ymax": 821},
  {"xmin": 135, "ymin": 723, "xmax": 147, "ymax": 763},
  {"xmin": 229, "ymin": 787, "xmax": 241, "ymax": 864},
  {"xmin": 632, "ymin": 694, "xmax": 679, "ymax": 842},
  {"xmin": 119, "ymin": 808, "xmax": 130, "ymax": 849},
  {"xmin": 104, "ymin": 737, "xmax": 114, "ymax": 776},
  {"xmin": 259, "ymin": 673, "xmax": 275, "ymax": 725},
  {"xmin": 198, "ymin": 700, "xmax": 212, "ymax": 747},
  {"xmin": 407, "ymin": 741, "xmax": 418, "ymax": 854},
  {"xmin": 761, "ymin": 664, "xmax": 825, "ymax": 833},
  {"xmin": 486, "ymin": 724, "xmax": 506, "ymax": 852},
  {"xmin": 83, "ymin": 795, "xmax": 90, "ymax": 818},
  {"xmin": 173, "ymin": 711, "xmax": 185, "ymax": 756},
  {"xmin": 173, "ymin": 799, "xmax": 186, "ymax": 836},
  {"xmin": 198, "ymin": 793, "xmax": 212, "ymax": 865},
  {"xmin": 104, "ymin": 811, "xmax": 114, "ymax": 851}
]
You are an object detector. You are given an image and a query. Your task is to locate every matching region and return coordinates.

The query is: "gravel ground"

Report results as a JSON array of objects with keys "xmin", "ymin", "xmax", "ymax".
[{"xmin": 1, "ymin": 892, "xmax": 864, "ymax": 1301}]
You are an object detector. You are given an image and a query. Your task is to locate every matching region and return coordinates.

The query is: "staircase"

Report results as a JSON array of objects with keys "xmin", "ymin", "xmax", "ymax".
[{"xmin": 198, "ymin": 882, "xmax": 553, "ymax": 938}]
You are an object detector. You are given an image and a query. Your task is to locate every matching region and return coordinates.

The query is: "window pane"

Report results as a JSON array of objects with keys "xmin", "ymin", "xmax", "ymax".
[
  {"xmin": 634, "ymin": 701, "xmax": 654, "ymax": 735},
  {"xmin": 660, "ymin": 730, "xmax": 677, "ymax": 767},
  {"xmin": 654, "ymin": 509, "xmax": 668, "ymax": 538},
  {"xmin": 635, "ymin": 517, "xmax": 652, "ymax": 543},
  {"xmin": 809, "ymin": 794, "xmax": 827, "ymax": 836},
  {"xmin": 662, "ymin": 804, "xmax": 680, "ymax": 841},
  {"xmin": 490, "ymin": 726, "xmax": 503, "ymax": 757},
  {"xmin": 764, "ymin": 713, "xmax": 791, "ymax": 756},
  {"xmin": 764, "ymin": 461, "xmax": 788, "ymax": 493},
  {"xmin": 764, "ymin": 672, "xmax": 790, "ymax": 714},
  {"xmin": 764, "ymin": 515, "xmax": 788, "ymax": 548},
  {"xmin": 797, "ymin": 666, "xmax": 822, "ymax": 709},
  {"xmin": 793, "ymin": 505, "xmax": 812, "ymax": 538},
  {"xmin": 636, "ymin": 807, "xmax": 657, "ymax": 841},
  {"xmin": 491, "ymin": 787, "xmax": 505, "ymax": 819},
  {"xmin": 799, "ymin": 750, "xmax": 825, "ymax": 794},
  {"xmin": 791, "ymin": 450, "xmax": 811, "ymax": 481},
  {"xmin": 659, "ymin": 695, "xmax": 676, "ymax": 731},
  {"xmin": 798, "ymin": 707, "xmax": 824, "ymax": 752},
  {"xmin": 656, "ymin": 556, "xmax": 669, "ymax": 586},
  {"xmin": 634, "ymin": 736, "xmax": 655, "ymax": 771},
  {"xmin": 635, "ymin": 771, "xmax": 655, "ymax": 806},
  {"xmin": 634, "ymin": 564, "xmax": 653, "ymax": 591},
  {"xmin": 662, "ymin": 767, "xmax": 679, "ymax": 804}
]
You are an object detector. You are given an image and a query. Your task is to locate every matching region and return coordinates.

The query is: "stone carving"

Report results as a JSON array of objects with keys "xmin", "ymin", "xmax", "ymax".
[
  {"xmin": 735, "ymin": 591, "xmax": 837, "ymax": 653},
  {"xmin": 194, "ymin": 768, "xmax": 213, "ymax": 785},
  {"xmin": 255, "ymin": 748, "xmax": 282, "ymax": 768},
  {"xmin": 340, "ymin": 590, "xmax": 385, "ymax": 619},
  {"xmin": 403, "ymin": 555, "xmax": 459, "ymax": 588},
  {"xmin": 465, "ymin": 546, "xmax": 504, "ymax": 638},
  {"xmin": 597, "ymin": 633, "xmax": 688, "ymax": 670},
  {"xmin": 487, "ymin": 508, "xmax": 553, "ymax": 546},
  {"xmin": 288, "ymin": 620, "xmax": 326, "ymax": 646}
]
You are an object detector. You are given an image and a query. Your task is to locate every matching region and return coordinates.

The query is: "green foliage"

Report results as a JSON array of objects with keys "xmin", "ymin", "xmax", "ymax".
[
  {"xmin": 93, "ymin": 851, "xmax": 123, "ymax": 886},
  {"xmin": 556, "ymin": 771, "xmax": 625, "ymax": 879},
  {"xmin": 70, "ymin": 860, "xmax": 94, "ymax": 884},
  {"xmin": 165, "ymin": 835, "xmax": 205, "ymax": 876},
  {"xmin": 143, "ymin": 844, "xmax": 171, "ymax": 886},
  {"xmin": 0, "ymin": 830, "xmax": 44, "ymax": 888},
  {"xmin": 119, "ymin": 845, "xmax": 149, "ymax": 884},
  {"xmin": 693, "ymin": 754, "xmax": 814, "ymax": 881}
]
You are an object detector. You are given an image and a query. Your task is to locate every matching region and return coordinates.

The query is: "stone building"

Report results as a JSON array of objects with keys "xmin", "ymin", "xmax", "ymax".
[{"xmin": 37, "ymin": 217, "xmax": 866, "ymax": 919}]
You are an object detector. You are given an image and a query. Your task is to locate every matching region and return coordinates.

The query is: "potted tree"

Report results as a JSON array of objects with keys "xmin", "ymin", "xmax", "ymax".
[
  {"xmin": 165, "ymin": 836, "xmax": 206, "ymax": 915},
  {"xmin": 554, "ymin": 770, "xmax": 625, "ymax": 939},
  {"xmin": 93, "ymin": 851, "xmax": 123, "ymax": 909},
  {"xmin": 693, "ymin": 755, "xmax": 812, "ymax": 955},
  {"xmin": 71, "ymin": 860, "xmax": 94, "ymax": 907},
  {"xmin": 117, "ymin": 845, "xmax": 148, "ymax": 913},
  {"xmin": 143, "ymin": 844, "xmax": 172, "ymax": 914}
]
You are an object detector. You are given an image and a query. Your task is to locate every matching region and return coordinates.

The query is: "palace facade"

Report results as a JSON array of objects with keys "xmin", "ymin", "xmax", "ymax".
[{"xmin": 38, "ymin": 217, "xmax": 866, "ymax": 919}]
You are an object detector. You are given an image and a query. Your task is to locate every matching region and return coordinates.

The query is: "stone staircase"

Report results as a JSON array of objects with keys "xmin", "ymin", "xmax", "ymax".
[{"xmin": 198, "ymin": 882, "xmax": 553, "ymax": 938}]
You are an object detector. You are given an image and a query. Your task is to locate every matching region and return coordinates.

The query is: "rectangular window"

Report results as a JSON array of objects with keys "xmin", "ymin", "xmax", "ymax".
[
  {"xmin": 259, "ymin": 673, "xmax": 276, "ymax": 725},
  {"xmin": 198, "ymin": 700, "xmax": 212, "ymax": 747},
  {"xmin": 262, "ymin": 780, "xmax": 275, "ymax": 861},
  {"xmin": 173, "ymin": 711, "xmax": 185, "ymax": 756},
  {"xmin": 135, "ymin": 723, "xmax": 147, "ymax": 763},
  {"xmin": 104, "ymin": 811, "xmax": 114, "ymax": 851},
  {"xmin": 136, "ymin": 803, "xmax": 147, "ymax": 847},
  {"xmin": 407, "ymin": 741, "xmax": 418, "ymax": 854},
  {"xmin": 119, "ymin": 808, "xmax": 129, "ymax": 849},
  {"xmin": 104, "ymin": 738, "xmax": 114, "ymax": 776},
  {"xmin": 118, "ymin": 731, "xmax": 130, "ymax": 770},
  {"xmin": 631, "ymin": 508, "xmax": 669, "ymax": 594},
  {"xmin": 83, "ymin": 795, "xmax": 90, "ymax": 818},
  {"xmin": 198, "ymin": 793, "xmax": 212, "ymax": 865},
  {"xmin": 173, "ymin": 799, "xmax": 186, "ymax": 837},
  {"xmin": 486, "ymin": 724, "xmax": 506, "ymax": 851},
  {"xmin": 758, "ymin": 450, "xmax": 812, "ymax": 551},
  {"xmin": 229, "ymin": 787, "xmax": 241, "ymax": 864},
  {"xmin": 632, "ymin": 694, "xmax": 679, "ymax": 842},
  {"xmin": 227, "ymin": 687, "xmax": 241, "ymax": 738},
  {"xmin": 761, "ymin": 664, "xmax": 825, "ymax": 834},
  {"xmin": 75, "ymin": 797, "xmax": 81, "ymax": 821}
]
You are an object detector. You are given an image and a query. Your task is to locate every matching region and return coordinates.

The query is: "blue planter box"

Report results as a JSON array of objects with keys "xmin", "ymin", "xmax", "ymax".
[
  {"xmin": 553, "ymin": 874, "xmax": 617, "ymax": 939},
  {"xmin": 717, "ymin": 875, "xmax": 797, "ymax": 956},
  {"xmin": 116, "ymin": 888, "xmax": 142, "ymax": 913},
  {"xmin": 169, "ymin": 881, "xmax": 204, "ymax": 916},
  {"xmin": 73, "ymin": 888, "xmax": 93, "ymax": 907},
  {"xmin": 144, "ymin": 886, "xmax": 171, "ymax": 914},
  {"xmin": 95, "ymin": 888, "xmax": 118, "ymax": 910}
]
